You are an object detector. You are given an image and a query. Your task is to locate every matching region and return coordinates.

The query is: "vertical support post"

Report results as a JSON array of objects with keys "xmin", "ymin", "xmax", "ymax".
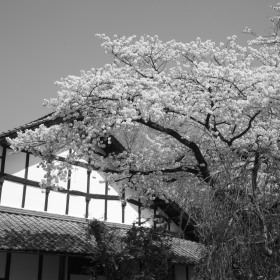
[
  {"xmin": 0, "ymin": 178, "xmax": 4, "ymax": 204},
  {"xmin": 21, "ymin": 152, "xmax": 30, "ymax": 208},
  {"xmin": 37, "ymin": 255, "xmax": 43, "ymax": 280},
  {"xmin": 0, "ymin": 147, "xmax": 6, "ymax": 204},
  {"xmin": 65, "ymin": 149, "xmax": 72, "ymax": 215},
  {"xmin": 104, "ymin": 181, "xmax": 108, "ymax": 221},
  {"xmin": 44, "ymin": 188, "xmax": 50, "ymax": 212},
  {"xmin": 138, "ymin": 199, "xmax": 141, "ymax": 226},
  {"xmin": 59, "ymin": 256, "xmax": 66, "ymax": 280},
  {"xmin": 85, "ymin": 169, "xmax": 91, "ymax": 218},
  {"xmin": 153, "ymin": 204, "xmax": 157, "ymax": 230},
  {"xmin": 121, "ymin": 188, "xmax": 126, "ymax": 223},
  {"xmin": 1, "ymin": 147, "xmax": 6, "ymax": 173},
  {"xmin": 5, "ymin": 252, "xmax": 11, "ymax": 280},
  {"xmin": 65, "ymin": 169, "xmax": 71, "ymax": 215}
]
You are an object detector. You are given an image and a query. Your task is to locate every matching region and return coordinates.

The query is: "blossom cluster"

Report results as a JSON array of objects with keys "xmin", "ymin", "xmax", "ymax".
[{"xmin": 8, "ymin": 31, "xmax": 280, "ymax": 202}]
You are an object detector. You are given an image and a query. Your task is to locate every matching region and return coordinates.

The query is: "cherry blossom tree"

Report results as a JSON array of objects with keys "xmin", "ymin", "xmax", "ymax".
[
  {"xmin": 7, "ymin": 2, "xmax": 280, "ymax": 279},
  {"xmin": 9, "ymin": 32, "xmax": 280, "ymax": 198}
]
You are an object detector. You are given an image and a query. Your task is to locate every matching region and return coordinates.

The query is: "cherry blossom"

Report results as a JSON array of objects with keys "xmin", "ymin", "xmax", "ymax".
[{"xmin": 7, "ymin": 31, "xmax": 280, "ymax": 203}]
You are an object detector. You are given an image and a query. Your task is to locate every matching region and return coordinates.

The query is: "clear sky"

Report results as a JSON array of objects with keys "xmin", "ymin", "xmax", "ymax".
[{"xmin": 0, "ymin": 0, "xmax": 277, "ymax": 133}]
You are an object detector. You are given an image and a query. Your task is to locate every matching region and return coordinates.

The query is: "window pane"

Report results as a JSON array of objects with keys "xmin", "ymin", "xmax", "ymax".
[
  {"xmin": 24, "ymin": 186, "xmax": 45, "ymax": 211},
  {"xmin": 68, "ymin": 195, "xmax": 86, "ymax": 217},
  {"xmin": 107, "ymin": 200, "xmax": 122, "ymax": 223},
  {"xmin": 4, "ymin": 149, "xmax": 26, "ymax": 178},
  {"xmin": 90, "ymin": 172, "xmax": 105, "ymax": 195},
  {"xmin": 88, "ymin": 199, "xmax": 105, "ymax": 220},
  {"xmin": 70, "ymin": 166, "xmax": 87, "ymax": 193},
  {"xmin": 42, "ymin": 255, "xmax": 59, "ymax": 280},
  {"xmin": 1, "ymin": 181, "xmax": 23, "ymax": 208},
  {"xmin": 47, "ymin": 191, "xmax": 66, "ymax": 215}
]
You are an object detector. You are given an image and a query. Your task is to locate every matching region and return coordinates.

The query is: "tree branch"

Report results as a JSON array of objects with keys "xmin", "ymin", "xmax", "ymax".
[
  {"xmin": 135, "ymin": 118, "xmax": 213, "ymax": 184},
  {"xmin": 228, "ymin": 111, "xmax": 261, "ymax": 146}
]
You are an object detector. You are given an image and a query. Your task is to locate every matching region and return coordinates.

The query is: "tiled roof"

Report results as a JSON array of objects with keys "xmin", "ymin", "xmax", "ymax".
[
  {"xmin": 0, "ymin": 113, "xmax": 54, "ymax": 140},
  {"xmin": 0, "ymin": 206, "xmax": 204, "ymax": 264},
  {"xmin": 0, "ymin": 205, "xmax": 93, "ymax": 256},
  {"xmin": 0, "ymin": 113, "xmax": 125, "ymax": 155}
]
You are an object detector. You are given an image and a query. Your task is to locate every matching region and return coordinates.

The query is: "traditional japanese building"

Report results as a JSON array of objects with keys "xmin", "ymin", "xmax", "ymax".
[{"xmin": 0, "ymin": 115, "xmax": 203, "ymax": 280}]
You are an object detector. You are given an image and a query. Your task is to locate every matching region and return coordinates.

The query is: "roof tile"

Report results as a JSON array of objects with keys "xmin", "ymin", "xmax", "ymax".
[{"xmin": 0, "ymin": 205, "xmax": 204, "ymax": 263}]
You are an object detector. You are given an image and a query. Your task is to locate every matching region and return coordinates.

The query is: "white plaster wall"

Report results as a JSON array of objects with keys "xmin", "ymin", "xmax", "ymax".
[
  {"xmin": 125, "ymin": 202, "xmax": 139, "ymax": 225},
  {"xmin": 47, "ymin": 191, "xmax": 67, "ymax": 215},
  {"xmin": 24, "ymin": 186, "xmax": 45, "ymax": 211},
  {"xmin": 71, "ymin": 165, "xmax": 87, "ymax": 192},
  {"xmin": 1, "ymin": 181, "xmax": 23, "ymax": 208},
  {"xmin": 4, "ymin": 148, "xmax": 25, "ymax": 178},
  {"xmin": 106, "ymin": 200, "xmax": 123, "ymax": 223},
  {"xmin": 28, "ymin": 154, "xmax": 47, "ymax": 182},
  {"xmin": 90, "ymin": 172, "xmax": 106, "ymax": 194},
  {"xmin": 0, "ymin": 148, "xmax": 156, "ymax": 227}
]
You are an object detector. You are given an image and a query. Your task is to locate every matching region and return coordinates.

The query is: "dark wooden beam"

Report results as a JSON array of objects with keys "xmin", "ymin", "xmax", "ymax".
[
  {"xmin": 21, "ymin": 153, "xmax": 30, "ymax": 208},
  {"xmin": 0, "ymin": 173, "xmax": 120, "ymax": 200},
  {"xmin": 65, "ymin": 169, "xmax": 71, "ymax": 215},
  {"xmin": 37, "ymin": 255, "xmax": 43, "ymax": 280},
  {"xmin": 104, "ymin": 182, "xmax": 108, "ymax": 221},
  {"xmin": 59, "ymin": 256, "xmax": 66, "ymax": 280},
  {"xmin": 4, "ymin": 253, "xmax": 11, "ymax": 280}
]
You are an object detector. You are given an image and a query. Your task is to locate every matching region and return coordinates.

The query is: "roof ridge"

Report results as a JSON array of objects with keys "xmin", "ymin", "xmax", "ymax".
[
  {"xmin": 0, "ymin": 113, "xmax": 53, "ymax": 139},
  {"xmin": 0, "ymin": 205, "xmax": 88, "ymax": 224}
]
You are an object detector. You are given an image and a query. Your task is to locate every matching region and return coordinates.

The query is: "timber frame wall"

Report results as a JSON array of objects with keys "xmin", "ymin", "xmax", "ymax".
[{"xmin": 0, "ymin": 144, "xmax": 150, "ymax": 225}]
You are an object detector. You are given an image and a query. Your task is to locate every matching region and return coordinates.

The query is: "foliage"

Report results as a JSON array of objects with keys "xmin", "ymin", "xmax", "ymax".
[
  {"xmin": 87, "ymin": 220, "xmax": 172, "ymax": 280},
  {"xmin": 7, "ymin": 2, "xmax": 280, "ymax": 279}
]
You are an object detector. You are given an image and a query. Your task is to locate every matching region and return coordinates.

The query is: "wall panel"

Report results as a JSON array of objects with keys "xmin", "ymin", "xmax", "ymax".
[
  {"xmin": 24, "ymin": 186, "xmax": 45, "ymax": 211},
  {"xmin": 47, "ymin": 191, "xmax": 66, "ymax": 215},
  {"xmin": 27, "ymin": 154, "xmax": 44, "ymax": 182},
  {"xmin": 71, "ymin": 166, "xmax": 87, "ymax": 192},
  {"xmin": 124, "ymin": 203, "xmax": 139, "ymax": 225},
  {"xmin": 107, "ymin": 183, "xmax": 119, "ymax": 196},
  {"xmin": 174, "ymin": 265, "xmax": 187, "ymax": 280},
  {"xmin": 140, "ymin": 207, "xmax": 154, "ymax": 227},
  {"xmin": 88, "ymin": 199, "xmax": 105, "ymax": 220},
  {"xmin": 9, "ymin": 253, "xmax": 38, "ymax": 280},
  {"xmin": 42, "ymin": 255, "xmax": 59, "ymax": 280},
  {"xmin": 0, "ymin": 252, "xmax": 6, "ymax": 278},
  {"xmin": 89, "ymin": 172, "xmax": 105, "ymax": 195},
  {"xmin": 4, "ymin": 150, "xmax": 26, "ymax": 178},
  {"xmin": 68, "ymin": 195, "xmax": 86, "ymax": 217},
  {"xmin": 1, "ymin": 181, "xmax": 23, "ymax": 208},
  {"xmin": 106, "ymin": 200, "xmax": 122, "ymax": 223}
]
